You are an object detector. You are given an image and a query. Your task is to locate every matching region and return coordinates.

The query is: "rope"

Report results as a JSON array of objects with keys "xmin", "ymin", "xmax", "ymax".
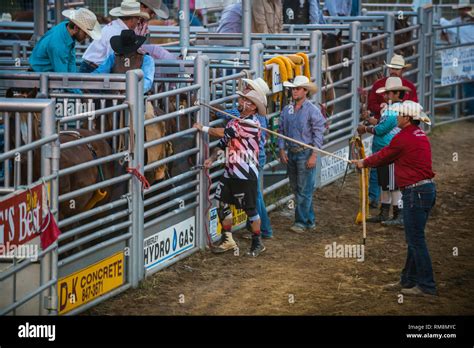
[
  {"xmin": 126, "ymin": 165, "xmax": 150, "ymax": 191},
  {"xmin": 198, "ymin": 102, "xmax": 351, "ymax": 164}
]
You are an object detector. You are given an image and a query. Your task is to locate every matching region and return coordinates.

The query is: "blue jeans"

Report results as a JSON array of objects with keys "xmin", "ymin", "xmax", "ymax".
[
  {"xmin": 369, "ymin": 168, "xmax": 380, "ymax": 204},
  {"xmin": 79, "ymin": 60, "xmax": 97, "ymax": 73},
  {"xmin": 287, "ymin": 149, "xmax": 317, "ymax": 227},
  {"xmin": 257, "ymin": 155, "xmax": 273, "ymax": 236},
  {"xmin": 400, "ymin": 182, "xmax": 437, "ymax": 294},
  {"xmin": 463, "ymin": 81, "xmax": 474, "ymax": 116}
]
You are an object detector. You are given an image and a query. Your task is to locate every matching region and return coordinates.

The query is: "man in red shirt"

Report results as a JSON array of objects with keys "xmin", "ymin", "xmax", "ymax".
[
  {"xmin": 367, "ymin": 54, "xmax": 419, "ymax": 120},
  {"xmin": 366, "ymin": 54, "xmax": 419, "ymax": 209},
  {"xmin": 353, "ymin": 101, "xmax": 437, "ymax": 296}
]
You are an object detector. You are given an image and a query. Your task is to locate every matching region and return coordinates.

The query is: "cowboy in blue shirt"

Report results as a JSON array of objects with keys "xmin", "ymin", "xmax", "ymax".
[{"xmin": 29, "ymin": 8, "xmax": 102, "ymax": 73}]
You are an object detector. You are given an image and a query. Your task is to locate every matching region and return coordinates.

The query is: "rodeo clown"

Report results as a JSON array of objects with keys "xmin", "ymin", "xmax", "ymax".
[
  {"xmin": 353, "ymin": 101, "xmax": 437, "ymax": 296},
  {"xmin": 195, "ymin": 90, "xmax": 267, "ymax": 257}
]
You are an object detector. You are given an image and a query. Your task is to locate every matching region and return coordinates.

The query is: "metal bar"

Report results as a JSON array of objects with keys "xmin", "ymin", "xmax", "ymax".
[
  {"xmin": 59, "ymin": 174, "xmax": 131, "ymax": 203},
  {"xmin": 242, "ymin": 0, "xmax": 251, "ymax": 48},
  {"xmin": 58, "ymin": 151, "xmax": 127, "ymax": 177},
  {"xmin": 145, "ymin": 169, "xmax": 199, "ymax": 195},
  {"xmin": 58, "ymin": 221, "xmax": 132, "ymax": 254},
  {"xmin": 60, "ymin": 128, "xmax": 129, "ymax": 150},
  {"xmin": 58, "ymin": 233, "xmax": 132, "ymax": 267},
  {"xmin": 179, "ymin": 0, "xmax": 190, "ymax": 48},
  {"xmin": 59, "ymin": 103, "xmax": 128, "ymax": 124},
  {"xmin": 59, "ymin": 197, "xmax": 129, "ymax": 228},
  {"xmin": 144, "ymin": 191, "xmax": 198, "ymax": 218},
  {"xmin": 144, "ymin": 181, "xmax": 198, "ymax": 209},
  {"xmin": 144, "ymin": 202, "xmax": 198, "ymax": 229},
  {"xmin": 0, "ymin": 135, "xmax": 58, "ymax": 162}
]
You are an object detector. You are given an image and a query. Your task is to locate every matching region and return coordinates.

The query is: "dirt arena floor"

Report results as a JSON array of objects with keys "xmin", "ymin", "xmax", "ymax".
[{"xmin": 88, "ymin": 121, "xmax": 474, "ymax": 316}]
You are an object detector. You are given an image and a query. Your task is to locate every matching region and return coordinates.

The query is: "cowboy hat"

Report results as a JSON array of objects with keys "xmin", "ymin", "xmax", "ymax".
[
  {"xmin": 110, "ymin": 29, "xmax": 146, "ymax": 55},
  {"xmin": 242, "ymin": 77, "xmax": 270, "ymax": 100},
  {"xmin": 452, "ymin": 0, "xmax": 472, "ymax": 9},
  {"xmin": 376, "ymin": 77, "xmax": 412, "ymax": 94},
  {"xmin": 390, "ymin": 100, "xmax": 431, "ymax": 125},
  {"xmin": 110, "ymin": 1, "xmax": 150, "ymax": 19},
  {"xmin": 62, "ymin": 8, "xmax": 102, "ymax": 40},
  {"xmin": 384, "ymin": 54, "xmax": 412, "ymax": 69},
  {"xmin": 283, "ymin": 75, "xmax": 318, "ymax": 94},
  {"xmin": 0, "ymin": 13, "xmax": 12, "ymax": 22},
  {"xmin": 237, "ymin": 90, "xmax": 267, "ymax": 116},
  {"xmin": 140, "ymin": 0, "xmax": 170, "ymax": 19}
]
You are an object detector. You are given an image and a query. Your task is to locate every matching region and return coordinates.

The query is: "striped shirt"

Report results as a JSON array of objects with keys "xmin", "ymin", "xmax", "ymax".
[{"xmin": 218, "ymin": 114, "xmax": 261, "ymax": 181}]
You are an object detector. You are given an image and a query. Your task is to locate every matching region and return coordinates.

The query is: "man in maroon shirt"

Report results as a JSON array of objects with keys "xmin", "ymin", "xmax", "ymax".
[
  {"xmin": 367, "ymin": 55, "xmax": 419, "ymax": 120},
  {"xmin": 353, "ymin": 101, "xmax": 437, "ymax": 296},
  {"xmin": 366, "ymin": 54, "xmax": 419, "ymax": 209}
]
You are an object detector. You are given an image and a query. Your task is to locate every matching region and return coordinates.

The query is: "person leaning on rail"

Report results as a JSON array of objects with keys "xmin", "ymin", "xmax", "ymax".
[
  {"xmin": 194, "ymin": 78, "xmax": 274, "ymax": 239},
  {"xmin": 278, "ymin": 75, "xmax": 326, "ymax": 234},
  {"xmin": 29, "ymin": 7, "xmax": 102, "ymax": 76},
  {"xmin": 195, "ymin": 90, "xmax": 267, "ymax": 257},
  {"xmin": 366, "ymin": 54, "xmax": 419, "ymax": 209},
  {"xmin": 80, "ymin": 0, "xmax": 149, "ymax": 73},
  {"xmin": 353, "ymin": 101, "xmax": 437, "ymax": 297}
]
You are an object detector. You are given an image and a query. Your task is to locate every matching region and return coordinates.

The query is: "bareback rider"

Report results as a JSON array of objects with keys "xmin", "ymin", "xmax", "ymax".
[
  {"xmin": 93, "ymin": 29, "xmax": 155, "ymax": 93},
  {"xmin": 353, "ymin": 101, "xmax": 437, "ymax": 296}
]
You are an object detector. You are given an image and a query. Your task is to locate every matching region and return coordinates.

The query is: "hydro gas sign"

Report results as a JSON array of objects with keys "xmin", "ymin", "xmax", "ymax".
[{"xmin": 144, "ymin": 216, "xmax": 195, "ymax": 270}]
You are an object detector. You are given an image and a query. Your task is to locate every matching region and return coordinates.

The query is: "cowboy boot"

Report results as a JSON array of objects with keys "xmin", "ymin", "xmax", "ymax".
[
  {"xmin": 367, "ymin": 203, "xmax": 390, "ymax": 223},
  {"xmin": 382, "ymin": 206, "xmax": 404, "ymax": 228}
]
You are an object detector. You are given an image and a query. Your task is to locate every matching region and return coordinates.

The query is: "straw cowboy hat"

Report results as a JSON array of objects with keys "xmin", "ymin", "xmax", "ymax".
[
  {"xmin": 283, "ymin": 75, "xmax": 318, "ymax": 94},
  {"xmin": 390, "ymin": 100, "xmax": 431, "ymax": 125},
  {"xmin": 110, "ymin": 1, "xmax": 150, "ymax": 19},
  {"xmin": 140, "ymin": 0, "xmax": 170, "ymax": 19},
  {"xmin": 62, "ymin": 8, "xmax": 102, "ymax": 40},
  {"xmin": 242, "ymin": 77, "xmax": 271, "ymax": 100},
  {"xmin": 376, "ymin": 77, "xmax": 412, "ymax": 94},
  {"xmin": 452, "ymin": 0, "xmax": 472, "ymax": 9},
  {"xmin": 0, "ymin": 13, "xmax": 12, "ymax": 22},
  {"xmin": 110, "ymin": 30, "xmax": 146, "ymax": 55},
  {"xmin": 236, "ymin": 90, "xmax": 267, "ymax": 116},
  {"xmin": 384, "ymin": 54, "xmax": 412, "ymax": 69}
]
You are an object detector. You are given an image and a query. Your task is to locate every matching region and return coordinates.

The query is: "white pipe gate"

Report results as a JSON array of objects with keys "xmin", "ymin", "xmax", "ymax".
[{"xmin": 1, "ymin": 5, "xmax": 472, "ymax": 315}]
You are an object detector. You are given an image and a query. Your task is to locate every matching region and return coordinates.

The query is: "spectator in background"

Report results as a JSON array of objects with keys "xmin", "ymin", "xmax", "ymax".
[
  {"xmin": 217, "ymin": 2, "xmax": 242, "ymax": 33},
  {"xmin": 252, "ymin": 0, "xmax": 283, "ymax": 33},
  {"xmin": 440, "ymin": 0, "xmax": 474, "ymax": 116},
  {"xmin": 80, "ymin": 1, "xmax": 149, "ymax": 73},
  {"xmin": 323, "ymin": 0, "xmax": 352, "ymax": 16},
  {"xmin": 283, "ymin": 0, "xmax": 326, "ymax": 25}
]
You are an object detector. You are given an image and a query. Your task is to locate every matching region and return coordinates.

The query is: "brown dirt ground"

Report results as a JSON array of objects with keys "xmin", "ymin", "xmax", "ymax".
[{"xmin": 87, "ymin": 121, "xmax": 474, "ymax": 316}]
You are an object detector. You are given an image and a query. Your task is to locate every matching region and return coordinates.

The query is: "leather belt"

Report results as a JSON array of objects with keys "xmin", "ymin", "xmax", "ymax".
[
  {"xmin": 288, "ymin": 146, "xmax": 308, "ymax": 153},
  {"xmin": 402, "ymin": 179, "xmax": 434, "ymax": 191},
  {"xmin": 82, "ymin": 59, "xmax": 98, "ymax": 68}
]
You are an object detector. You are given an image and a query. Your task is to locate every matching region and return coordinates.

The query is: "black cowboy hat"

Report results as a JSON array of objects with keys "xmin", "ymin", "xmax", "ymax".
[{"xmin": 110, "ymin": 29, "xmax": 146, "ymax": 55}]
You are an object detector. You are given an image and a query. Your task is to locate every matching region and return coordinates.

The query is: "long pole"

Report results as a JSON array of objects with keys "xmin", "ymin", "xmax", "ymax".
[
  {"xmin": 199, "ymin": 102, "xmax": 351, "ymax": 164},
  {"xmin": 361, "ymin": 168, "xmax": 366, "ymax": 245}
]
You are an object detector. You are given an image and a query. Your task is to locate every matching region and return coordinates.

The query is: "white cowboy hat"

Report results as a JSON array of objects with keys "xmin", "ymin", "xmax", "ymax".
[
  {"xmin": 283, "ymin": 75, "xmax": 318, "ymax": 94},
  {"xmin": 242, "ymin": 77, "xmax": 270, "ymax": 100},
  {"xmin": 62, "ymin": 8, "xmax": 102, "ymax": 40},
  {"xmin": 390, "ymin": 101, "xmax": 431, "ymax": 125},
  {"xmin": 110, "ymin": 1, "xmax": 150, "ymax": 19},
  {"xmin": 384, "ymin": 54, "xmax": 412, "ymax": 69},
  {"xmin": 452, "ymin": 0, "xmax": 472, "ymax": 9},
  {"xmin": 237, "ymin": 90, "xmax": 267, "ymax": 116},
  {"xmin": 376, "ymin": 77, "xmax": 412, "ymax": 94},
  {"xmin": 140, "ymin": 0, "xmax": 170, "ymax": 19},
  {"xmin": 1, "ymin": 13, "xmax": 12, "ymax": 22}
]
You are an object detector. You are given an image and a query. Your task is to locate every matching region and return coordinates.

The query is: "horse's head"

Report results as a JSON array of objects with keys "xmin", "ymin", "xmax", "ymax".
[
  {"xmin": 6, "ymin": 87, "xmax": 38, "ymax": 99},
  {"xmin": 323, "ymin": 31, "xmax": 344, "ymax": 81}
]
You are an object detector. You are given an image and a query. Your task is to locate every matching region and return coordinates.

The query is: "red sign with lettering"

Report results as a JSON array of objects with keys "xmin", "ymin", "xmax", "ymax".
[{"xmin": 0, "ymin": 184, "xmax": 43, "ymax": 252}]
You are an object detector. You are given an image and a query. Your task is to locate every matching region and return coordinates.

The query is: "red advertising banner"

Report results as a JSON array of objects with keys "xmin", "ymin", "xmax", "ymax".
[{"xmin": 0, "ymin": 184, "xmax": 43, "ymax": 252}]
